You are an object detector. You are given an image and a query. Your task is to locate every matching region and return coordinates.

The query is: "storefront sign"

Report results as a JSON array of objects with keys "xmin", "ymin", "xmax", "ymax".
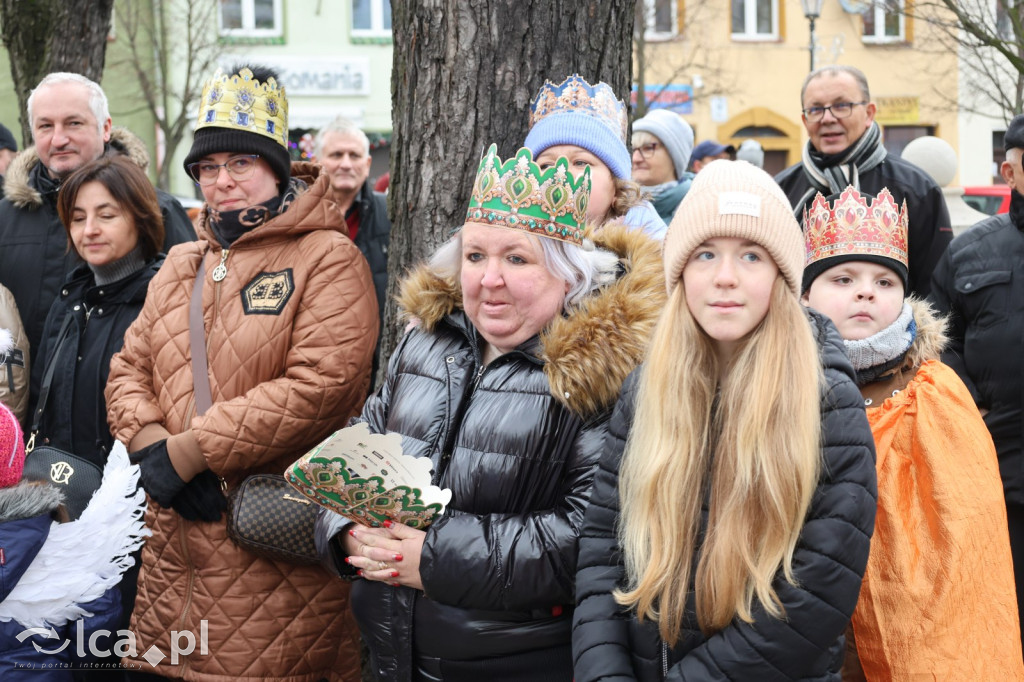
[
  {"xmin": 261, "ymin": 57, "xmax": 371, "ymax": 97},
  {"xmin": 875, "ymin": 96, "xmax": 919, "ymax": 125},
  {"xmin": 631, "ymin": 84, "xmax": 693, "ymax": 114}
]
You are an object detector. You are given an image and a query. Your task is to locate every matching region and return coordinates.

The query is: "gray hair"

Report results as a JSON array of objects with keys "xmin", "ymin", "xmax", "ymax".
[
  {"xmin": 315, "ymin": 117, "xmax": 370, "ymax": 157},
  {"xmin": 800, "ymin": 65, "xmax": 871, "ymax": 106},
  {"xmin": 430, "ymin": 229, "xmax": 621, "ymax": 309},
  {"xmin": 28, "ymin": 72, "xmax": 110, "ymax": 135}
]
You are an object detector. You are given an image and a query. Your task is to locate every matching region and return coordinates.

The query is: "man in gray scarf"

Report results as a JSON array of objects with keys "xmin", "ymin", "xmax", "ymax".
[{"xmin": 775, "ymin": 65, "xmax": 951, "ymax": 298}]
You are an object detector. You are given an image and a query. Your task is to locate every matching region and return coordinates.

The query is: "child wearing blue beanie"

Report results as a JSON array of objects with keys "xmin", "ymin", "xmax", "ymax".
[{"xmin": 524, "ymin": 75, "xmax": 666, "ymax": 240}]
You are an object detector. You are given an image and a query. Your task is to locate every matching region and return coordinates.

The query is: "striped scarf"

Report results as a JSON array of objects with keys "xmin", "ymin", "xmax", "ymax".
[{"xmin": 794, "ymin": 121, "xmax": 887, "ymax": 219}]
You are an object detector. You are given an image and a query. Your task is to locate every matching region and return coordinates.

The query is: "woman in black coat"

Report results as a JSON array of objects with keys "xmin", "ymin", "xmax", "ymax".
[
  {"xmin": 30, "ymin": 156, "xmax": 166, "ymax": 464},
  {"xmin": 314, "ymin": 146, "xmax": 666, "ymax": 681},
  {"xmin": 571, "ymin": 160, "xmax": 877, "ymax": 682},
  {"xmin": 26, "ymin": 157, "xmax": 165, "ymax": 676}
]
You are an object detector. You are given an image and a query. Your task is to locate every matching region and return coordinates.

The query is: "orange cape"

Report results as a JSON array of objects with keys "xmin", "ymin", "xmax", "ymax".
[{"xmin": 854, "ymin": 360, "xmax": 1024, "ymax": 680}]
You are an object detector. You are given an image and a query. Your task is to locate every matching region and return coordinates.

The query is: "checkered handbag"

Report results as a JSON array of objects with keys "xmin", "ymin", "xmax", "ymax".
[
  {"xmin": 226, "ymin": 473, "xmax": 321, "ymax": 565},
  {"xmin": 189, "ymin": 260, "xmax": 320, "ymax": 565}
]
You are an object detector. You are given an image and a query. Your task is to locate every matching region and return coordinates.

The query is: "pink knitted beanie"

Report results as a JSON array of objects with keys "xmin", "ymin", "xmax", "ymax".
[
  {"xmin": 663, "ymin": 159, "xmax": 804, "ymax": 295},
  {"xmin": 0, "ymin": 402, "xmax": 24, "ymax": 488}
]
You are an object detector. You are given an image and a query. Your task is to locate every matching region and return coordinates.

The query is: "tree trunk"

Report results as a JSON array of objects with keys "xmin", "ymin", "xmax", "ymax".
[
  {"xmin": 0, "ymin": 0, "xmax": 114, "ymax": 146},
  {"xmin": 383, "ymin": 0, "xmax": 635, "ymax": 377}
]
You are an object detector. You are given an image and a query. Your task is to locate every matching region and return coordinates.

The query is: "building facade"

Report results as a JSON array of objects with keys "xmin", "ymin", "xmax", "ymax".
[{"xmin": 636, "ymin": 0, "xmax": 959, "ymax": 179}]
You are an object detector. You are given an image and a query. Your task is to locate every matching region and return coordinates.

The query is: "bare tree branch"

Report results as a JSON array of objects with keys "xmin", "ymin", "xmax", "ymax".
[
  {"xmin": 902, "ymin": 0, "xmax": 1024, "ymax": 124},
  {"xmin": 111, "ymin": 0, "xmax": 225, "ymax": 189}
]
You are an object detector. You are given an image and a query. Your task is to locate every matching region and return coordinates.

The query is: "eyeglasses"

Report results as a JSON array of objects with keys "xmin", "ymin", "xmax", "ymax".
[
  {"xmin": 801, "ymin": 102, "xmax": 869, "ymax": 122},
  {"xmin": 187, "ymin": 154, "xmax": 260, "ymax": 185},
  {"xmin": 631, "ymin": 142, "xmax": 661, "ymax": 159}
]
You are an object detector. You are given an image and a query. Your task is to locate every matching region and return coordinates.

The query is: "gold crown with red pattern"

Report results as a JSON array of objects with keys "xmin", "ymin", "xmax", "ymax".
[{"xmin": 802, "ymin": 186, "xmax": 909, "ymax": 292}]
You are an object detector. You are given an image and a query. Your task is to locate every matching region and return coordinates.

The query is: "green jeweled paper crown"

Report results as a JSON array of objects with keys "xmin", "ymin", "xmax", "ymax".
[
  {"xmin": 195, "ymin": 67, "xmax": 288, "ymax": 148},
  {"xmin": 466, "ymin": 145, "xmax": 589, "ymax": 245}
]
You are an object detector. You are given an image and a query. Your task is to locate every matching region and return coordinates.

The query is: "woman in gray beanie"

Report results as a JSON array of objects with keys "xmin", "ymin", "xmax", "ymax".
[{"xmin": 631, "ymin": 109, "xmax": 695, "ymax": 224}]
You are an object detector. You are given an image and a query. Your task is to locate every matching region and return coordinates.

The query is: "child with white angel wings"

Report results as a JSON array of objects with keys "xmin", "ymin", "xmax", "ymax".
[{"xmin": 0, "ymin": 401, "xmax": 149, "ymax": 679}]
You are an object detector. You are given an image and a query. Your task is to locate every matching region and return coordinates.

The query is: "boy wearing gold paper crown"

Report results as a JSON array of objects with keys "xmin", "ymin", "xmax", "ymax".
[
  {"xmin": 802, "ymin": 186, "xmax": 1024, "ymax": 681},
  {"xmin": 105, "ymin": 64, "xmax": 376, "ymax": 681}
]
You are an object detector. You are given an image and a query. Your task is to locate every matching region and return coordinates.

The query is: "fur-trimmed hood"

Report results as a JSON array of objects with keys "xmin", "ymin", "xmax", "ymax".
[
  {"xmin": 0, "ymin": 481, "xmax": 62, "ymax": 523},
  {"xmin": 396, "ymin": 223, "xmax": 666, "ymax": 417},
  {"xmin": 3, "ymin": 126, "xmax": 150, "ymax": 210},
  {"xmin": 904, "ymin": 296, "xmax": 948, "ymax": 369}
]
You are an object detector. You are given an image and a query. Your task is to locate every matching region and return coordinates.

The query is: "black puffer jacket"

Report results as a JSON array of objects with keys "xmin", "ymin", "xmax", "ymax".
[
  {"xmin": 31, "ymin": 258, "xmax": 161, "ymax": 464},
  {"xmin": 0, "ymin": 128, "xmax": 196, "ymax": 367},
  {"xmin": 350, "ymin": 182, "xmax": 390, "ymax": 388},
  {"xmin": 315, "ymin": 225, "xmax": 666, "ymax": 682},
  {"xmin": 929, "ymin": 202, "xmax": 1024, "ymax": 504},
  {"xmin": 775, "ymin": 154, "xmax": 951, "ymax": 299},
  {"xmin": 351, "ymin": 181, "xmax": 390, "ymax": 326},
  {"xmin": 572, "ymin": 310, "xmax": 877, "ymax": 682}
]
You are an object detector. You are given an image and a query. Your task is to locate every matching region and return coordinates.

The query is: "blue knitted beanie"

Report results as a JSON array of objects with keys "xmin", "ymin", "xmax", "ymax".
[
  {"xmin": 525, "ymin": 113, "xmax": 632, "ymax": 179},
  {"xmin": 524, "ymin": 75, "xmax": 632, "ymax": 179}
]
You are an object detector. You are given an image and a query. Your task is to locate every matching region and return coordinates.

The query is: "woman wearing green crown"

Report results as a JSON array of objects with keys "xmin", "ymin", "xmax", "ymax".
[{"xmin": 314, "ymin": 145, "xmax": 665, "ymax": 681}]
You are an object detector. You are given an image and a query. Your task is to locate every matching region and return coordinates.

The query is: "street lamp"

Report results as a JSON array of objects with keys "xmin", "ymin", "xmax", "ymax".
[{"xmin": 801, "ymin": 0, "xmax": 825, "ymax": 73}]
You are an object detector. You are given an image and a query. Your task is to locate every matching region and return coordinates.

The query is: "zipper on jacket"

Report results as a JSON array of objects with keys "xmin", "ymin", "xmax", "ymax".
[
  {"xmin": 176, "ymin": 520, "xmax": 195, "ymax": 678},
  {"xmin": 661, "ymin": 640, "xmax": 669, "ymax": 678},
  {"xmin": 434, "ymin": 362, "xmax": 485, "ymax": 484},
  {"xmin": 211, "ymin": 248, "xmax": 230, "ymax": 282}
]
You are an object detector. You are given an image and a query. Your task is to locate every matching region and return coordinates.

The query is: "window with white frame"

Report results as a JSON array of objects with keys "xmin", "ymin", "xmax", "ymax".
[
  {"xmin": 862, "ymin": 0, "xmax": 905, "ymax": 43},
  {"xmin": 352, "ymin": 0, "xmax": 392, "ymax": 37},
  {"xmin": 641, "ymin": 0, "xmax": 679, "ymax": 39},
  {"xmin": 219, "ymin": 0, "xmax": 282, "ymax": 38},
  {"xmin": 731, "ymin": 0, "xmax": 778, "ymax": 41}
]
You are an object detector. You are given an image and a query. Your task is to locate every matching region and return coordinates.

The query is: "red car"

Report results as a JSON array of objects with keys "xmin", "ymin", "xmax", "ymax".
[{"xmin": 963, "ymin": 185, "xmax": 1011, "ymax": 215}]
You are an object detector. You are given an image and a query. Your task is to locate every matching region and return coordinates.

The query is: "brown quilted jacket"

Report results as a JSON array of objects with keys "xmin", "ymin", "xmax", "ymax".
[{"xmin": 105, "ymin": 163, "xmax": 377, "ymax": 681}]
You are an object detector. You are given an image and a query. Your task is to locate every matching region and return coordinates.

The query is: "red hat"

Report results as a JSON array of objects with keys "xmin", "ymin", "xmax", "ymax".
[{"xmin": 0, "ymin": 402, "xmax": 25, "ymax": 488}]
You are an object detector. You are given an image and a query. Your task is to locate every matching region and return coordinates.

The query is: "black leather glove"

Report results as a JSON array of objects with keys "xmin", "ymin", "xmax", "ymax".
[
  {"xmin": 132, "ymin": 440, "xmax": 186, "ymax": 508},
  {"xmin": 171, "ymin": 470, "xmax": 227, "ymax": 522}
]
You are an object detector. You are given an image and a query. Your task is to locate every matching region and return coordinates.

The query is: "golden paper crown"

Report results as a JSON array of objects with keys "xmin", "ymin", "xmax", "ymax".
[
  {"xmin": 804, "ymin": 186, "xmax": 908, "ymax": 271},
  {"xmin": 529, "ymin": 74, "xmax": 628, "ymax": 142},
  {"xmin": 195, "ymin": 68, "xmax": 288, "ymax": 148},
  {"xmin": 466, "ymin": 145, "xmax": 589, "ymax": 245}
]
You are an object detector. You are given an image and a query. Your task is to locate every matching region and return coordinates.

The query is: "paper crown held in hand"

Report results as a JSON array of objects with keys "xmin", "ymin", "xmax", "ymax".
[{"xmin": 285, "ymin": 423, "xmax": 451, "ymax": 530}]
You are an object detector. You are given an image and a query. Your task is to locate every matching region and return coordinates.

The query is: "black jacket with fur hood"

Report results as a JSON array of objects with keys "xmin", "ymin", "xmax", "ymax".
[
  {"xmin": 0, "ymin": 127, "xmax": 196, "ymax": 368},
  {"xmin": 572, "ymin": 309, "xmax": 877, "ymax": 682},
  {"xmin": 314, "ymin": 224, "xmax": 666, "ymax": 682}
]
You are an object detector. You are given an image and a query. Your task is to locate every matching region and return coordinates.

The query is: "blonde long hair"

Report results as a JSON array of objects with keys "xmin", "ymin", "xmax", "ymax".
[{"xmin": 615, "ymin": 276, "xmax": 822, "ymax": 644}]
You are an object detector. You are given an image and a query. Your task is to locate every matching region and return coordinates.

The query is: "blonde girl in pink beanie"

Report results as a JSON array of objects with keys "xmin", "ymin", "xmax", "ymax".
[{"xmin": 572, "ymin": 160, "xmax": 878, "ymax": 681}]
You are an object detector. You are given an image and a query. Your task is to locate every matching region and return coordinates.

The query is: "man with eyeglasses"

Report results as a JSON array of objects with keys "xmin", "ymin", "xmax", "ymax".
[
  {"xmin": 0, "ymin": 72, "xmax": 196, "ymax": 396},
  {"xmin": 776, "ymin": 64, "xmax": 951, "ymax": 298}
]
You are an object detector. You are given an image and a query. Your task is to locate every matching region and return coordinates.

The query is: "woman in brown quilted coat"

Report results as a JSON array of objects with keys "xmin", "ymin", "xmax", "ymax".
[{"xmin": 105, "ymin": 64, "xmax": 378, "ymax": 681}]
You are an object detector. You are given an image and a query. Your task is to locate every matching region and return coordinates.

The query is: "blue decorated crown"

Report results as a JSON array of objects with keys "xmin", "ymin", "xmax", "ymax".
[{"xmin": 529, "ymin": 74, "xmax": 628, "ymax": 143}]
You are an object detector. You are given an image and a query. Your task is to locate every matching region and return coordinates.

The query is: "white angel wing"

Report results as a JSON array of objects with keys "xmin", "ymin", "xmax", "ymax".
[{"xmin": 0, "ymin": 441, "xmax": 151, "ymax": 627}]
